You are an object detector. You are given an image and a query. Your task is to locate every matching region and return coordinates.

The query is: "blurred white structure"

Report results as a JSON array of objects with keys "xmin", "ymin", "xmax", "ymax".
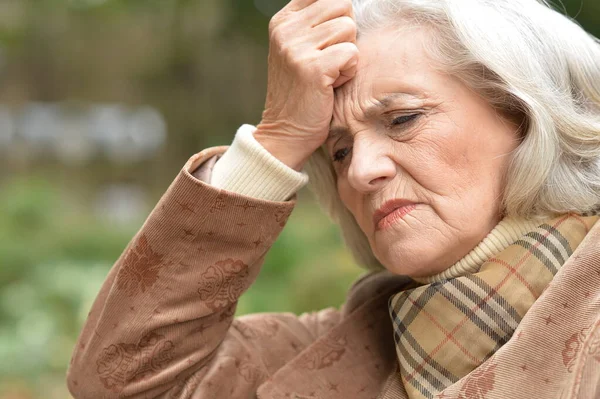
[{"xmin": 0, "ymin": 102, "xmax": 167, "ymax": 165}]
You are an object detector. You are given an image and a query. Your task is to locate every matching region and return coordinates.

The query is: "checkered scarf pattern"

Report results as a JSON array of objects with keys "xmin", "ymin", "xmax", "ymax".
[{"xmin": 388, "ymin": 213, "xmax": 600, "ymax": 399}]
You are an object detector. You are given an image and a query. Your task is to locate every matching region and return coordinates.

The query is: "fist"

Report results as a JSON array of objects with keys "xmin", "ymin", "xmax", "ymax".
[{"xmin": 255, "ymin": 0, "xmax": 359, "ymax": 171}]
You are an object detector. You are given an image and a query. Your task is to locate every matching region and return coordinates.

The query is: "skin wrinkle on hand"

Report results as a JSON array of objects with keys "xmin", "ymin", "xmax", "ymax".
[{"xmin": 329, "ymin": 25, "xmax": 521, "ymax": 279}]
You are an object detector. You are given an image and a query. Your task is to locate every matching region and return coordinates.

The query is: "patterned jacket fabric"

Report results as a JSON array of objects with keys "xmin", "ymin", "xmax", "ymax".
[{"xmin": 67, "ymin": 146, "xmax": 600, "ymax": 399}]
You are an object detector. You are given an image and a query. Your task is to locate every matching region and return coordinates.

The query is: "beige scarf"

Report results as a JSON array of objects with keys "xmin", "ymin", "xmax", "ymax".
[{"xmin": 388, "ymin": 213, "xmax": 600, "ymax": 399}]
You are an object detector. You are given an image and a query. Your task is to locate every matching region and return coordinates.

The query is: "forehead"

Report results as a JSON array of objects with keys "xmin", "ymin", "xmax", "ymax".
[{"xmin": 331, "ymin": 26, "xmax": 436, "ymax": 124}]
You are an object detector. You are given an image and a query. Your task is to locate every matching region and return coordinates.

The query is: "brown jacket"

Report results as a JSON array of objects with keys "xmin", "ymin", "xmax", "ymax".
[{"xmin": 67, "ymin": 146, "xmax": 600, "ymax": 399}]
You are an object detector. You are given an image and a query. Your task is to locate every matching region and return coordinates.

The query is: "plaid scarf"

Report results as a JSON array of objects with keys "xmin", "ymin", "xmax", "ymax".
[{"xmin": 388, "ymin": 213, "xmax": 600, "ymax": 399}]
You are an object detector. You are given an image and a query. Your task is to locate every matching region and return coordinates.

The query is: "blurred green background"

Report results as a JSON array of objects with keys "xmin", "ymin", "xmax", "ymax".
[{"xmin": 0, "ymin": 0, "xmax": 597, "ymax": 398}]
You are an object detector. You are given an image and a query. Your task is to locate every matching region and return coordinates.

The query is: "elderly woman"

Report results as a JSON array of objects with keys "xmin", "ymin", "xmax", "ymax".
[{"xmin": 67, "ymin": 0, "xmax": 600, "ymax": 398}]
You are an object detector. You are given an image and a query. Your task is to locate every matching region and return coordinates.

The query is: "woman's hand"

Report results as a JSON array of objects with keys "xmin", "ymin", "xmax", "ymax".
[{"xmin": 254, "ymin": 0, "xmax": 359, "ymax": 171}]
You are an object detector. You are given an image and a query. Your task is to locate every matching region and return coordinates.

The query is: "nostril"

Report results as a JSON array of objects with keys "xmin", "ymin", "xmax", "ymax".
[{"xmin": 369, "ymin": 176, "xmax": 388, "ymax": 185}]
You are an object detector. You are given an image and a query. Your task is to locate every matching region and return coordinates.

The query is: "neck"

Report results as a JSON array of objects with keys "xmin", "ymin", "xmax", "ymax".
[{"xmin": 413, "ymin": 217, "xmax": 540, "ymax": 284}]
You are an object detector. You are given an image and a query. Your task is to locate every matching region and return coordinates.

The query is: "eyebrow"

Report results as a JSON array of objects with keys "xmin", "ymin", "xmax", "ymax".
[{"xmin": 326, "ymin": 92, "xmax": 414, "ymax": 143}]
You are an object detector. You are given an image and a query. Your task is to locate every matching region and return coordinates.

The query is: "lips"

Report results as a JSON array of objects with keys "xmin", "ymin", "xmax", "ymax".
[{"xmin": 373, "ymin": 199, "xmax": 418, "ymax": 230}]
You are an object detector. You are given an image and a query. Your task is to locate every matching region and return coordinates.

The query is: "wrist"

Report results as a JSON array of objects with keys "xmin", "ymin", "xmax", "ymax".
[
  {"xmin": 210, "ymin": 124, "xmax": 309, "ymax": 202},
  {"xmin": 253, "ymin": 129, "xmax": 312, "ymax": 172}
]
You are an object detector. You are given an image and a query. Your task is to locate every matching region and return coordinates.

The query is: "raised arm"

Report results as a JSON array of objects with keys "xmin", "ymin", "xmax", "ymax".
[
  {"xmin": 67, "ymin": 0, "xmax": 360, "ymax": 394},
  {"xmin": 66, "ymin": 144, "xmax": 318, "ymax": 398}
]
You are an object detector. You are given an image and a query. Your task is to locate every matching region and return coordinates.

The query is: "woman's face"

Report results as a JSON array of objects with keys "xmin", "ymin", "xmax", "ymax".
[{"xmin": 328, "ymin": 26, "xmax": 521, "ymax": 278}]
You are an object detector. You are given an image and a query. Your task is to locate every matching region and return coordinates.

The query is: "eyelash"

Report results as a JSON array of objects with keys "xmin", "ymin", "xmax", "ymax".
[{"xmin": 332, "ymin": 114, "xmax": 420, "ymax": 163}]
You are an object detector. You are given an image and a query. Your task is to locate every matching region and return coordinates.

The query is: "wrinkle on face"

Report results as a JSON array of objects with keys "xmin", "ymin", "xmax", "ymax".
[{"xmin": 329, "ymin": 25, "xmax": 520, "ymax": 278}]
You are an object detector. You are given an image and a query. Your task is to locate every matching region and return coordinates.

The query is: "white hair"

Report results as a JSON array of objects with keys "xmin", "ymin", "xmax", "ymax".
[{"xmin": 304, "ymin": 0, "xmax": 600, "ymax": 270}]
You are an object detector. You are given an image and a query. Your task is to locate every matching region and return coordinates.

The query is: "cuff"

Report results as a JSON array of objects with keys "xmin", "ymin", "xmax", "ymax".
[{"xmin": 211, "ymin": 124, "xmax": 309, "ymax": 202}]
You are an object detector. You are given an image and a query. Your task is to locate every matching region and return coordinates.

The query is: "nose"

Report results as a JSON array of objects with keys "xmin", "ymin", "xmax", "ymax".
[{"xmin": 347, "ymin": 136, "xmax": 397, "ymax": 193}]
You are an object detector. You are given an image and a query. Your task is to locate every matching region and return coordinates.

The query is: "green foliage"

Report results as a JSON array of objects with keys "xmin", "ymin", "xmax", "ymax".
[{"xmin": 0, "ymin": 177, "xmax": 139, "ymax": 398}]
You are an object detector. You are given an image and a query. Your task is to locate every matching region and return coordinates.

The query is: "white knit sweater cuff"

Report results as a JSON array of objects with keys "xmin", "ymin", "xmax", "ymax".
[{"xmin": 211, "ymin": 124, "xmax": 309, "ymax": 202}]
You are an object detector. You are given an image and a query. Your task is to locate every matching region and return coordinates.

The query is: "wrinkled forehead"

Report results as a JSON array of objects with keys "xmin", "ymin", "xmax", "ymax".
[{"xmin": 331, "ymin": 26, "xmax": 436, "ymax": 124}]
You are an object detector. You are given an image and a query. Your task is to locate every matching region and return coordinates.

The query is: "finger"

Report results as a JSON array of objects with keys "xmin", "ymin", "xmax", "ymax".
[
  {"xmin": 333, "ymin": 62, "xmax": 357, "ymax": 89},
  {"xmin": 284, "ymin": 0, "xmax": 320, "ymax": 12},
  {"xmin": 320, "ymin": 42, "xmax": 359, "ymax": 88},
  {"xmin": 300, "ymin": 0, "xmax": 354, "ymax": 28},
  {"xmin": 310, "ymin": 16, "xmax": 357, "ymax": 50}
]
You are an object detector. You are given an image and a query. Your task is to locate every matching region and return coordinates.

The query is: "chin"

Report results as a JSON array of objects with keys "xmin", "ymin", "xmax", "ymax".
[
  {"xmin": 374, "ymin": 240, "xmax": 450, "ymax": 278},
  {"xmin": 369, "ymin": 208, "xmax": 462, "ymax": 278}
]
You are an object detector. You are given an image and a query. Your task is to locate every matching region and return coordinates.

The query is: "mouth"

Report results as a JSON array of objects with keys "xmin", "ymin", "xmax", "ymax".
[{"xmin": 373, "ymin": 199, "xmax": 419, "ymax": 231}]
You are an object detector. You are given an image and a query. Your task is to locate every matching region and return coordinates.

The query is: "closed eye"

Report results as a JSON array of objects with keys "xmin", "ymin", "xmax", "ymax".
[
  {"xmin": 390, "ymin": 113, "xmax": 420, "ymax": 127},
  {"xmin": 333, "ymin": 147, "xmax": 351, "ymax": 163},
  {"xmin": 332, "ymin": 113, "xmax": 421, "ymax": 164}
]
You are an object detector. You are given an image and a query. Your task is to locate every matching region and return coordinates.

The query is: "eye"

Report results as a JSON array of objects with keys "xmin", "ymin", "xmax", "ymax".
[
  {"xmin": 330, "ymin": 113, "xmax": 420, "ymax": 164},
  {"xmin": 390, "ymin": 113, "xmax": 420, "ymax": 127},
  {"xmin": 333, "ymin": 147, "xmax": 351, "ymax": 163}
]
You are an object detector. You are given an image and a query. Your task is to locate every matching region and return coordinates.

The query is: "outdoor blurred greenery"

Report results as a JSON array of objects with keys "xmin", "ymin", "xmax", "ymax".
[{"xmin": 0, "ymin": 0, "xmax": 598, "ymax": 398}]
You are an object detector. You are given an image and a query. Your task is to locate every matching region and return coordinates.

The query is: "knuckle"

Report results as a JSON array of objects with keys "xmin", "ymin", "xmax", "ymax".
[
  {"xmin": 270, "ymin": 20, "xmax": 296, "ymax": 46},
  {"xmin": 270, "ymin": 25, "xmax": 289, "ymax": 50},
  {"xmin": 268, "ymin": 20, "xmax": 280, "ymax": 40},
  {"xmin": 336, "ymin": 41, "xmax": 358, "ymax": 54},
  {"xmin": 268, "ymin": 13, "xmax": 281, "ymax": 33},
  {"xmin": 269, "ymin": 31, "xmax": 281, "ymax": 50},
  {"xmin": 268, "ymin": 18, "xmax": 277, "ymax": 34},
  {"xmin": 345, "ymin": 42, "xmax": 359, "ymax": 54},
  {"xmin": 268, "ymin": 9, "xmax": 289, "ymax": 33},
  {"xmin": 333, "ymin": 0, "xmax": 353, "ymax": 15},
  {"xmin": 336, "ymin": 16, "xmax": 357, "ymax": 34},
  {"xmin": 340, "ymin": 43, "xmax": 360, "ymax": 62},
  {"xmin": 344, "ymin": 0, "xmax": 354, "ymax": 12}
]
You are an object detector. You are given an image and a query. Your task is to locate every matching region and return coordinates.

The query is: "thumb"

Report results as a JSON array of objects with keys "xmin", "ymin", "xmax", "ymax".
[{"xmin": 333, "ymin": 62, "xmax": 358, "ymax": 89}]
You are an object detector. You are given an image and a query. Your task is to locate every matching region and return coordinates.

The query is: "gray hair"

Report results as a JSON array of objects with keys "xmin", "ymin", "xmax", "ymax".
[{"xmin": 304, "ymin": 0, "xmax": 600, "ymax": 270}]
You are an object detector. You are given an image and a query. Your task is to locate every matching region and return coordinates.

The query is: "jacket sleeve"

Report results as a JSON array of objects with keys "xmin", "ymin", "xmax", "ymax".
[
  {"xmin": 66, "ymin": 145, "xmax": 341, "ymax": 399},
  {"xmin": 574, "ymin": 320, "xmax": 600, "ymax": 399},
  {"xmin": 208, "ymin": 123, "xmax": 309, "ymax": 202}
]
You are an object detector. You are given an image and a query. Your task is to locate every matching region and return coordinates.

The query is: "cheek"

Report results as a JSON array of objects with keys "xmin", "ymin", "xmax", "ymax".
[
  {"xmin": 336, "ymin": 178, "xmax": 367, "ymax": 228},
  {"xmin": 396, "ymin": 122, "xmax": 470, "ymax": 196},
  {"xmin": 336, "ymin": 178, "xmax": 354, "ymax": 213},
  {"xmin": 403, "ymin": 114, "xmax": 514, "ymax": 215}
]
